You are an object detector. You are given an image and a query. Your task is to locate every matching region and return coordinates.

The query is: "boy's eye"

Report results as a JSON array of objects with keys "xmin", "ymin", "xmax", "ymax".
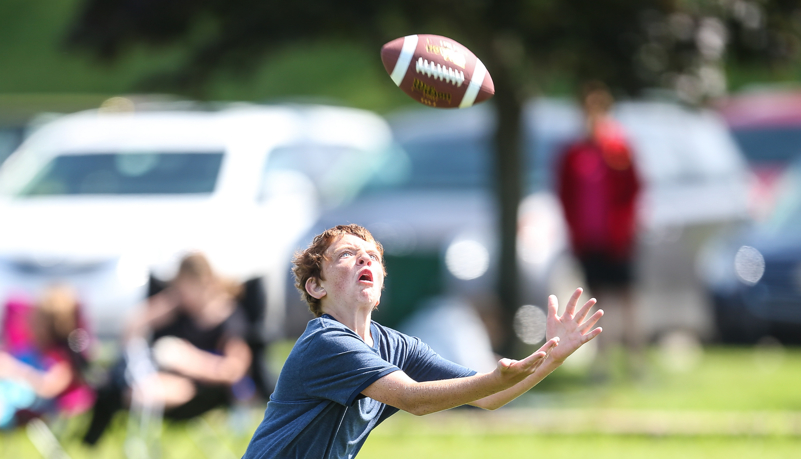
[
  {"xmin": 369, "ymin": 254, "xmax": 380, "ymax": 261},
  {"xmin": 340, "ymin": 251, "xmax": 353, "ymax": 258}
]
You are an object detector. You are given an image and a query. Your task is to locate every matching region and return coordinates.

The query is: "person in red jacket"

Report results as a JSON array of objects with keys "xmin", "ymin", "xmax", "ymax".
[{"xmin": 557, "ymin": 81, "xmax": 642, "ymax": 379}]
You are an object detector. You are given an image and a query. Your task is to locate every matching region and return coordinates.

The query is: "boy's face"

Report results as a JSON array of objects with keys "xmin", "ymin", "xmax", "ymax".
[{"xmin": 314, "ymin": 234, "xmax": 384, "ymax": 310}]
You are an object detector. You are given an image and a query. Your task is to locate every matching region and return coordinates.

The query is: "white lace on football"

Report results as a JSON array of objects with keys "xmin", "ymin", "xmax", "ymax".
[{"xmin": 415, "ymin": 58, "xmax": 465, "ymax": 87}]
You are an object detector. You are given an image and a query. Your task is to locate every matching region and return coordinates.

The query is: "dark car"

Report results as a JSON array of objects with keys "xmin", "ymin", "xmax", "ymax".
[{"xmin": 699, "ymin": 156, "xmax": 801, "ymax": 343}]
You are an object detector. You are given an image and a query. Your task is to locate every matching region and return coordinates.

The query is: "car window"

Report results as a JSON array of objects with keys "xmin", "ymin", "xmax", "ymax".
[
  {"xmin": 261, "ymin": 144, "xmax": 390, "ymax": 206},
  {"xmin": 525, "ymin": 131, "xmax": 577, "ymax": 192},
  {"xmin": 0, "ymin": 127, "xmax": 24, "ymax": 166},
  {"xmin": 524, "ymin": 98, "xmax": 584, "ymax": 192},
  {"xmin": 265, "ymin": 144, "xmax": 358, "ymax": 183},
  {"xmin": 619, "ymin": 108, "xmax": 743, "ymax": 184},
  {"xmin": 364, "ymin": 135, "xmax": 492, "ymax": 192},
  {"xmin": 765, "ymin": 159, "xmax": 801, "ymax": 233},
  {"xmin": 13, "ymin": 152, "xmax": 223, "ymax": 196},
  {"xmin": 731, "ymin": 126, "xmax": 801, "ymax": 164}
]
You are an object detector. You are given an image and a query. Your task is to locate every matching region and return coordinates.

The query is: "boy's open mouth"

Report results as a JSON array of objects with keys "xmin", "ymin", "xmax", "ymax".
[{"xmin": 358, "ymin": 269, "xmax": 373, "ymax": 282}]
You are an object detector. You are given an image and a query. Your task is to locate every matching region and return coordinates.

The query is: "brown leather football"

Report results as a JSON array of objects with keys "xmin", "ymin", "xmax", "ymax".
[{"xmin": 381, "ymin": 34, "xmax": 494, "ymax": 109}]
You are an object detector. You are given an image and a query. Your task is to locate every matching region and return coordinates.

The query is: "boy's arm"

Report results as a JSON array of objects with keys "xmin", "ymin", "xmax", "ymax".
[
  {"xmin": 363, "ymin": 288, "xmax": 602, "ymax": 414},
  {"xmin": 361, "ymin": 338, "xmax": 558, "ymax": 416}
]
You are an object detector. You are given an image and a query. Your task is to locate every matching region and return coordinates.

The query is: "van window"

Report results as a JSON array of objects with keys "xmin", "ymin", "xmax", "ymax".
[{"xmin": 15, "ymin": 152, "xmax": 223, "ymax": 196}]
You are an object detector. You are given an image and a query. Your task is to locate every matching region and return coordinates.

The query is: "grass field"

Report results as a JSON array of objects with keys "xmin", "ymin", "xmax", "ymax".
[
  {"xmin": 2, "ymin": 345, "xmax": 800, "ymax": 458},
  {"xmin": 362, "ymin": 432, "xmax": 801, "ymax": 459}
]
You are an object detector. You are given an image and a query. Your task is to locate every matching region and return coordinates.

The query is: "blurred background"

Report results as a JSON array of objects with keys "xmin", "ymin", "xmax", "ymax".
[{"xmin": 2, "ymin": 0, "xmax": 801, "ymax": 458}]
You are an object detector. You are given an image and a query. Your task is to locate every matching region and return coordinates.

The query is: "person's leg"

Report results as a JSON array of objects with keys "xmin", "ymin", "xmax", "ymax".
[
  {"xmin": 583, "ymin": 254, "xmax": 641, "ymax": 382},
  {"xmin": 163, "ymin": 384, "xmax": 230, "ymax": 421},
  {"xmin": 131, "ymin": 372, "xmax": 197, "ymax": 409},
  {"xmin": 245, "ymin": 341, "xmax": 274, "ymax": 400},
  {"xmin": 82, "ymin": 383, "xmax": 124, "ymax": 445},
  {"xmin": 587, "ymin": 284, "xmax": 616, "ymax": 382},
  {"xmin": 83, "ymin": 371, "xmax": 196, "ymax": 446},
  {"xmin": 592, "ymin": 271, "xmax": 644, "ymax": 381},
  {"xmin": 580, "ymin": 255, "xmax": 615, "ymax": 382},
  {"xmin": 616, "ymin": 283, "xmax": 646, "ymax": 379}
]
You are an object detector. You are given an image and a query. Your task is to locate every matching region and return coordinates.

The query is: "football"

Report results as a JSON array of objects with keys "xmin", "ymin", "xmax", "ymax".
[{"xmin": 381, "ymin": 34, "xmax": 494, "ymax": 109}]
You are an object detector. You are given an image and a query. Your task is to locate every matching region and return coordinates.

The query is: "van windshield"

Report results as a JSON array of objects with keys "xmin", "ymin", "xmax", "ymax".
[{"xmin": 13, "ymin": 152, "xmax": 223, "ymax": 196}]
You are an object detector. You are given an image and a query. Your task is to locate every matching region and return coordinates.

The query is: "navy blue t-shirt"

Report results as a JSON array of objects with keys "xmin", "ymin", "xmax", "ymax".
[{"xmin": 242, "ymin": 315, "xmax": 476, "ymax": 459}]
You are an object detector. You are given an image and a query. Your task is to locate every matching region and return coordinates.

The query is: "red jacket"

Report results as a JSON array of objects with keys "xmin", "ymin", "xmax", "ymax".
[{"xmin": 557, "ymin": 121, "xmax": 641, "ymax": 261}]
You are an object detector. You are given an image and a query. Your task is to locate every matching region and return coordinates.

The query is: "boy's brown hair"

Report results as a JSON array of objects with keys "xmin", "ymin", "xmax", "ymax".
[{"xmin": 292, "ymin": 224, "xmax": 385, "ymax": 317}]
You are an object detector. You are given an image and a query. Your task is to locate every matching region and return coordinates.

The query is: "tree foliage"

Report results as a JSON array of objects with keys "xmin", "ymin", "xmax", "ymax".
[{"xmin": 67, "ymin": 0, "xmax": 801, "ymax": 98}]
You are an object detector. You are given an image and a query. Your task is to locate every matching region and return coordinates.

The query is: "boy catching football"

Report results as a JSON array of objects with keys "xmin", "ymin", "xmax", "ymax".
[{"xmin": 243, "ymin": 224, "xmax": 602, "ymax": 458}]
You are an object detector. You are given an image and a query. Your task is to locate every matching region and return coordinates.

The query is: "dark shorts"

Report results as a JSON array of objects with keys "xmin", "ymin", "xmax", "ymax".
[{"xmin": 578, "ymin": 253, "xmax": 634, "ymax": 289}]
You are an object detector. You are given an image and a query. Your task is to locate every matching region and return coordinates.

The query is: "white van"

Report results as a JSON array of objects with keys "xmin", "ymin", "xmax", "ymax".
[{"xmin": 0, "ymin": 101, "xmax": 393, "ymax": 339}]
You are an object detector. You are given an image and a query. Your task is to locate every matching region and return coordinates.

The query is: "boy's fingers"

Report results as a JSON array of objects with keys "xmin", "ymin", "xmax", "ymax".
[
  {"xmin": 520, "ymin": 346, "xmax": 552, "ymax": 370},
  {"xmin": 575, "ymin": 298, "xmax": 597, "ymax": 323},
  {"xmin": 579, "ymin": 310, "xmax": 604, "ymax": 334},
  {"xmin": 521, "ymin": 351, "xmax": 544, "ymax": 366},
  {"xmin": 548, "ymin": 295, "xmax": 559, "ymax": 320},
  {"xmin": 498, "ymin": 358, "xmax": 515, "ymax": 370},
  {"xmin": 540, "ymin": 338, "xmax": 557, "ymax": 361},
  {"xmin": 540, "ymin": 337, "xmax": 559, "ymax": 350},
  {"xmin": 527, "ymin": 352, "xmax": 547, "ymax": 370},
  {"xmin": 520, "ymin": 338, "xmax": 559, "ymax": 370},
  {"xmin": 564, "ymin": 288, "xmax": 583, "ymax": 318},
  {"xmin": 581, "ymin": 327, "xmax": 603, "ymax": 344}
]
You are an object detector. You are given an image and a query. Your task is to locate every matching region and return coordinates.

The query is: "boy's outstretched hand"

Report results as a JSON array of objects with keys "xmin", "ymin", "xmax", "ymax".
[
  {"xmin": 495, "ymin": 337, "xmax": 559, "ymax": 385},
  {"xmin": 547, "ymin": 288, "xmax": 603, "ymax": 363}
]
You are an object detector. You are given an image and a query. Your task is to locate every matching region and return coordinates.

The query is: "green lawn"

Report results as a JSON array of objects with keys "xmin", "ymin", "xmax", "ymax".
[
  {"xmin": 361, "ymin": 433, "xmax": 801, "ymax": 459},
  {"xmin": 528, "ymin": 345, "xmax": 801, "ymax": 412},
  {"xmin": 2, "ymin": 346, "xmax": 800, "ymax": 458}
]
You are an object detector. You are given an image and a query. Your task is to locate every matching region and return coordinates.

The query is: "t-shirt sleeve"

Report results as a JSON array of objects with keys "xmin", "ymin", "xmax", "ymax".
[
  {"xmin": 301, "ymin": 328, "xmax": 400, "ymax": 406},
  {"xmin": 401, "ymin": 337, "xmax": 477, "ymax": 383}
]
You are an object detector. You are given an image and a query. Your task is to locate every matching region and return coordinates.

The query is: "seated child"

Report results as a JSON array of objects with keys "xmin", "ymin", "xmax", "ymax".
[{"xmin": 0, "ymin": 286, "xmax": 95, "ymax": 428}]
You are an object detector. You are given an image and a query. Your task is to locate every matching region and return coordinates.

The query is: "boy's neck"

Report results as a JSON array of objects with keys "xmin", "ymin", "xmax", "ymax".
[{"xmin": 321, "ymin": 303, "xmax": 374, "ymax": 346}]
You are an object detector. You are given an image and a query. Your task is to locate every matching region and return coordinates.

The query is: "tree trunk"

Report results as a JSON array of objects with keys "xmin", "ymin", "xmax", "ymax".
[{"xmin": 491, "ymin": 70, "xmax": 524, "ymax": 357}]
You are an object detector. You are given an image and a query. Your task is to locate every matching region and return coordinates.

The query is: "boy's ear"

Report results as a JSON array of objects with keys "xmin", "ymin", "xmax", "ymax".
[{"xmin": 305, "ymin": 277, "xmax": 326, "ymax": 300}]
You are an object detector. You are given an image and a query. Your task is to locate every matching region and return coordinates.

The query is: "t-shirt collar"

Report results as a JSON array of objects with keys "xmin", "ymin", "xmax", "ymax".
[{"xmin": 320, "ymin": 314, "xmax": 379, "ymax": 350}]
